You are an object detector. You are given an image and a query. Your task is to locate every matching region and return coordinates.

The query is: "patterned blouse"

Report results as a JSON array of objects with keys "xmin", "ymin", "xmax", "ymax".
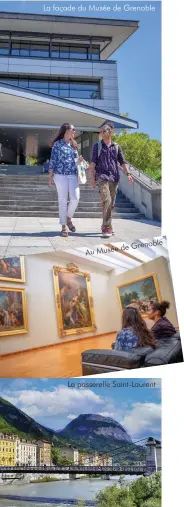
[
  {"xmin": 49, "ymin": 140, "xmax": 78, "ymax": 176},
  {"xmin": 114, "ymin": 328, "xmax": 138, "ymax": 351}
]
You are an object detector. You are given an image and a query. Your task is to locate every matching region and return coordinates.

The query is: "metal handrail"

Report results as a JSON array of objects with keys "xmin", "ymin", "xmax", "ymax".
[{"xmin": 127, "ymin": 162, "xmax": 161, "ymax": 188}]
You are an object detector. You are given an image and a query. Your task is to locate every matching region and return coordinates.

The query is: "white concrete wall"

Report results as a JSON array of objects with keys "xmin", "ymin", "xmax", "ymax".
[
  {"xmin": 0, "ymin": 253, "xmax": 116, "ymax": 355},
  {"xmin": 0, "ymin": 58, "xmax": 119, "ymax": 114},
  {"xmin": 118, "ymin": 171, "xmax": 161, "ymax": 221}
]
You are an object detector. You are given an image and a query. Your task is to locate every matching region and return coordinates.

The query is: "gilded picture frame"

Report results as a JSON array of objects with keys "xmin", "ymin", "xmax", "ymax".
[
  {"xmin": 0, "ymin": 287, "xmax": 28, "ymax": 337},
  {"xmin": 53, "ymin": 264, "xmax": 96, "ymax": 337},
  {"xmin": 117, "ymin": 273, "xmax": 162, "ymax": 318},
  {"xmin": 0, "ymin": 256, "xmax": 25, "ymax": 283}
]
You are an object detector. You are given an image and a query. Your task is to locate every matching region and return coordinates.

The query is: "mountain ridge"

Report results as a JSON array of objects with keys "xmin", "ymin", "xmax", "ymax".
[{"xmin": 0, "ymin": 397, "xmax": 146, "ymax": 462}]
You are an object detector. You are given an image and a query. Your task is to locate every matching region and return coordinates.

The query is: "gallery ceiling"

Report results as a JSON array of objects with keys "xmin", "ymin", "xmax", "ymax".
[{"xmin": 48, "ymin": 236, "xmax": 168, "ymax": 274}]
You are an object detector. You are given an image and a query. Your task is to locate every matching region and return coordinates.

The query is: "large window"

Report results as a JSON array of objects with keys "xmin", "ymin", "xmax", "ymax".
[
  {"xmin": 0, "ymin": 38, "xmax": 100, "ymax": 60},
  {"xmin": 0, "ymin": 75, "xmax": 101, "ymax": 99}
]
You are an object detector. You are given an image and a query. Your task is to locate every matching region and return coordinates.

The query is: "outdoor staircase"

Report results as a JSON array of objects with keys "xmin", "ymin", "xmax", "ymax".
[{"xmin": 0, "ymin": 165, "xmax": 144, "ymax": 218}]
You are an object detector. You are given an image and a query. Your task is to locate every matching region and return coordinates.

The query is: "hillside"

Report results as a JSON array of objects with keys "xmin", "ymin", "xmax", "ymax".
[
  {"xmin": 0, "ymin": 397, "xmax": 54, "ymax": 441},
  {"xmin": 0, "ymin": 400, "xmax": 145, "ymax": 462},
  {"xmin": 58, "ymin": 414, "xmax": 146, "ymax": 463}
]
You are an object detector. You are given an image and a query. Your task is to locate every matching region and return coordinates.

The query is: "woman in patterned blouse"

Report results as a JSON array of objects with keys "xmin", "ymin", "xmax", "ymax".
[
  {"xmin": 49, "ymin": 123, "xmax": 81, "ymax": 237},
  {"xmin": 114, "ymin": 306, "xmax": 156, "ymax": 351}
]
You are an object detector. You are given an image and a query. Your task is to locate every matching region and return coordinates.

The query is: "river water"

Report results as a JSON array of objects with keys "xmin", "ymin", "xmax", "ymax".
[{"xmin": 0, "ymin": 476, "xmax": 138, "ymax": 506}]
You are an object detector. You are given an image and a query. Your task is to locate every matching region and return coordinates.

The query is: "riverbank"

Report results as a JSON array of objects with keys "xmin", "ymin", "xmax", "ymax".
[
  {"xmin": 30, "ymin": 477, "xmax": 62, "ymax": 483},
  {"xmin": 0, "ymin": 494, "xmax": 96, "ymax": 505}
]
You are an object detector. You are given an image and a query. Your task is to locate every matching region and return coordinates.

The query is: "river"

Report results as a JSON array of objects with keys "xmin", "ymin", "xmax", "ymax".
[{"xmin": 0, "ymin": 475, "xmax": 139, "ymax": 506}]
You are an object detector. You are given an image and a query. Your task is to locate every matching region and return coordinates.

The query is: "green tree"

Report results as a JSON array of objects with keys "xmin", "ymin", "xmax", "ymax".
[
  {"xmin": 113, "ymin": 131, "xmax": 161, "ymax": 181},
  {"xmin": 51, "ymin": 447, "xmax": 74, "ymax": 466},
  {"xmin": 129, "ymin": 473, "xmax": 161, "ymax": 507},
  {"xmin": 77, "ymin": 501, "xmax": 86, "ymax": 507},
  {"xmin": 96, "ymin": 483, "xmax": 134, "ymax": 507},
  {"xmin": 142, "ymin": 500, "xmax": 161, "ymax": 507},
  {"xmin": 95, "ymin": 473, "xmax": 161, "ymax": 507}
]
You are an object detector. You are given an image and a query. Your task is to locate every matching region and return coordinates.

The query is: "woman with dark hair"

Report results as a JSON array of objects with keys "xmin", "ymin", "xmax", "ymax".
[
  {"xmin": 114, "ymin": 306, "xmax": 156, "ymax": 351},
  {"xmin": 49, "ymin": 123, "xmax": 80, "ymax": 237},
  {"xmin": 148, "ymin": 300, "xmax": 176, "ymax": 339}
]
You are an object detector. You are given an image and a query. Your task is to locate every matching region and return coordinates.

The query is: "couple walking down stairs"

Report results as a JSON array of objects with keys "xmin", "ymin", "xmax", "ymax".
[{"xmin": 0, "ymin": 165, "xmax": 144, "ymax": 219}]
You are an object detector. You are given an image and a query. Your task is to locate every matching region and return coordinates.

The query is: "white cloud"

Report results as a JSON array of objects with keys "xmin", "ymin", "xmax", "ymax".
[
  {"xmin": 121, "ymin": 402, "xmax": 161, "ymax": 438},
  {"xmin": 67, "ymin": 414, "xmax": 77, "ymax": 420},
  {"xmin": 4, "ymin": 385, "xmax": 106, "ymax": 419}
]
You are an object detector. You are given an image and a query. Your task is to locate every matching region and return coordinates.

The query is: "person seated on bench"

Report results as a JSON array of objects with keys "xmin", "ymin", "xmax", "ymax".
[
  {"xmin": 148, "ymin": 300, "xmax": 176, "ymax": 340},
  {"xmin": 114, "ymin": 306, "xmax": 156, "ymax": 351}
]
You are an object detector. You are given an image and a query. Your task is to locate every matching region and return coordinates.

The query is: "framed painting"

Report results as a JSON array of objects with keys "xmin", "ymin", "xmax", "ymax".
[
  {"xmin": 117, "ymin": 273, "xmax": 162, "ymax": 318},
  {"xmin": 0, "ymin": 287, "xmax": 28, "ymax": 337},
  {"xmin": 0, "ymin": 256, "xmax": 25, "ymax": 283},
  {"xmin": 53, "ymin": 263, "xmax": 96, "ymax": 337}
]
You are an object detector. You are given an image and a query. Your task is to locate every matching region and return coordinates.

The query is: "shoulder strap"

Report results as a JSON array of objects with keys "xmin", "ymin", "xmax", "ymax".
[
  {"xmin": 97, "ymin": 141, "xmax": 102, "ymax": 158},
  {"xmin": 114, "ymin": 142, "xmax": 119, "ymax": 155}
]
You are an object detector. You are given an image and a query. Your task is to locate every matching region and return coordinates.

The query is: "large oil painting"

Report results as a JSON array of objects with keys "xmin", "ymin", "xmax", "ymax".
[
  {"xmin": 0, "ymin": 288, "xmax": 28, "ymax": 337},
  {"xmin": 0, "ymin": 256, "xmax": 25, "ymax": 283},
  {"xmin": 117, "ymin": 273, "xmax": 161, "ymax": 317},
  {"xmin": 53, "ymin": 264, "xmax": 96, "ymax": 337}
]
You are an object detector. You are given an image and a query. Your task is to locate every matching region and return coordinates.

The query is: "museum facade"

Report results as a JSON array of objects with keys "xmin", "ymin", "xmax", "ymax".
[{"xmin": 0, "ymin": 11, "xmax": 139, "ymax": 164}]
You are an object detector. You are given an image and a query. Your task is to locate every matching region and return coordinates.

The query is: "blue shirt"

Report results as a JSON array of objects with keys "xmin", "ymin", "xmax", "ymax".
[
  {"xmin": 49, "ymin": 140, "xmax": 78, "ymax": 176},
  {"xmin": 114, "ymin": 328, "xmax": 138, "ymax": 351}
]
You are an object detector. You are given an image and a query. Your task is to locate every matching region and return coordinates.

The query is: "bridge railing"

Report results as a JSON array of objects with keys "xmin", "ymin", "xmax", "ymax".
[{"xmin": 0, "ymin": 464, "xmax": 147, "ymax": 473}]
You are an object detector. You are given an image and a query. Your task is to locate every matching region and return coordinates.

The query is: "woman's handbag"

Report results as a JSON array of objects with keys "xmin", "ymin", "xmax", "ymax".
[{"xmin": 76, "ymin": 158, "xmax": 88, "ymax": 185}]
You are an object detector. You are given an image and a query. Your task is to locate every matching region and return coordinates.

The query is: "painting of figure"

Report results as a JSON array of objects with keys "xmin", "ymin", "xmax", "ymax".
[
  {"xmin": 53, "ymin": 265, "xmax": 96, "ymax": 336},
  {"xmin": 0, "ymin": 256, "xmax": 25, "ymax": 283},
  {"xmin": 117, "ymin": 273, "xmax": 161, "ymax": 317},
  {"xmin": 0, "ymin": 288, "xmax": 28, "ymax": 337}
]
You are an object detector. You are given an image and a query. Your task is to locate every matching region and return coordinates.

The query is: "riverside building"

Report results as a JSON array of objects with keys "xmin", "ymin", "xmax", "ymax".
[
  {"xmin": 36, "ymin": 440, "xmax": 52, "ymax": 466},
  {"xmin": 0, "ymin": 11, "xmax": 139, "ymax": 164},
  {"xmin": 16, "ymin": 439, "xmax": 37, "ymax": 466},
  {"xmin": 0, "ymin": 434, "xmax": 16, "ymax": 466}
]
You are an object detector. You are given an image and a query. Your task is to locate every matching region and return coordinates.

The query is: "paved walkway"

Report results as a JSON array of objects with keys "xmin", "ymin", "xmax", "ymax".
[{"xmin": 0, "ymin": 217, "xmax": 161, "ymax": 255}]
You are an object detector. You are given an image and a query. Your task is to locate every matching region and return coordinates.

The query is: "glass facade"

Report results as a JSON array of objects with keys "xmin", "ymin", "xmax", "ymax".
[
  {"xmin": 0, "ymin": 38, "xmax": 100, "ymax": 60},
  {"xmin": 0, "ymin": 75, "xmax": 101, "ymax": 99}
]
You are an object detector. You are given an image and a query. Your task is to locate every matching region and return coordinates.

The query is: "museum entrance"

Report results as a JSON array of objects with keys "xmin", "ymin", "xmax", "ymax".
[{"xmin": 0, "ymin": 127, "xmax": 99, "ymax": 168}]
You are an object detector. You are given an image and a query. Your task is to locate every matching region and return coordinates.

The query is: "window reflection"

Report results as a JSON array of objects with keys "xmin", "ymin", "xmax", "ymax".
[
  {"xmin": 0, "ymin": 75, "xmax": 101, "ymax": 99},
  {"xmin": 0, "ymin": 38, "xmax": 100, "ymax": 60}
]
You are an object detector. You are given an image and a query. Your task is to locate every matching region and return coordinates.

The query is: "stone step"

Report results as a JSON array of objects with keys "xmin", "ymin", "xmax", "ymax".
[
  {"xmin": 0, "ymin": 209, "xmax": 144, "ymax": 219},
  {"xmin": 0, "ymin": 204, "xmax": 138, "ymax": 213},
  {"xmin": 0, "ymin": 200, "xmax": 133, "ymax": 208}
]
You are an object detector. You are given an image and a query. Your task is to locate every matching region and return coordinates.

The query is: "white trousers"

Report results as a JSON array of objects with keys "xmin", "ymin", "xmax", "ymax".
[{"xmin": 54, "ymin": 174, "xmax": 80, "ymax": 225}]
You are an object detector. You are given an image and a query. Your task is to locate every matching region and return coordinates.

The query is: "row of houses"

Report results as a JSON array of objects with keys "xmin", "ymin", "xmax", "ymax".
[
  {"xmin": 0, "ymin": 433, "xmax": 51, "ymax": 466},
  {"xmin": 0, "ymin": 434, "xmax": 112, "ymax": 467}
]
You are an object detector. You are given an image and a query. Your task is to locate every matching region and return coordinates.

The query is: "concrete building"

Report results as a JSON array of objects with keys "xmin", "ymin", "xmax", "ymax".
[
  {"xmin": 79, "ymin": 453, "xmax": 112, "ymax": 466},
  {"xmin": 0, "ymin": 11, "xmax": 139, "ymax": 164},
  {"xmin": 0, "ymin": 434, "xmax": 16, "ymax": 466},
  {"xmin": 59, "ymin": 446, "xmax": 79, "ymax": 464},
  {"xmin": 16, "ymin": 439, "xmax": 37, "ymax": 466},
  {"xmin": 36, "ymin": 440, "xmax": 51, "ymax": 466}
]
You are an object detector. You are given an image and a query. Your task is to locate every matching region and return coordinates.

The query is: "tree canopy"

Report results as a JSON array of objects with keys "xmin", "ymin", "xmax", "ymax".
[
  {"xmin": 113, "ymin": 131, "xmax": 161, "ymax": 182},
  {"xmin": 95, "ymin": 473, "xmax": 161, "ymax": 507}
]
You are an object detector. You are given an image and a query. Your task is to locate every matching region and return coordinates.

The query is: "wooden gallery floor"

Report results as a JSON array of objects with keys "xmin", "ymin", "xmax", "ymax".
[{"xmin": 0, "ymin": 333, "xmax": 116, "ymax": 378}]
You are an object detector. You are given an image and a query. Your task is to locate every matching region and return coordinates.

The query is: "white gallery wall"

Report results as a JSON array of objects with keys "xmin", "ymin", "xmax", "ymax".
[
  {"xmin": 0, "ymin": 253, "xmax": 116, "ymax": 355},
  {"xmin": 109, "ymin": 256, "xmax": 178, "ymax": 331},
  {"xmin": 0, "ymin": 254, "xmax": 178, "ymax": 356}
]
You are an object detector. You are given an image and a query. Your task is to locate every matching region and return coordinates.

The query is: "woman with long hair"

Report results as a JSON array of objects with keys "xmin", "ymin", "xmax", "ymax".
[
  {"xmin": 147, "ymin": 300, "xmax": 176, "ymax": 339},
  {"xmin": 49, "ymin": 123, "xmax": 80, "ymax": 237},
  {"xmin": 114, "ymin": 306, "xmax": 156, "ymax": 351}
]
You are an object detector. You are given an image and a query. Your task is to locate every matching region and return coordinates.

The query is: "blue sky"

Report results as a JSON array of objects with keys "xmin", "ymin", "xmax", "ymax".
[
  {"xmin": 0, "ymin": 378, "xmax": 161, "ymax": 440},
  {"xmin": 0, "ymin": 1, "xmax": 161, "ymax": 140}
]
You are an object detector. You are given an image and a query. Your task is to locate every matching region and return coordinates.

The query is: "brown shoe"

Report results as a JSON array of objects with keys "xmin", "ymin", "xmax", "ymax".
[
  {"xmin": 67, "ymin": 217, "xmax": 76, "ymax": 232},
  {"xmin": 61, "ymin": 225, "xmax": 68, "ymax": 237}
]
